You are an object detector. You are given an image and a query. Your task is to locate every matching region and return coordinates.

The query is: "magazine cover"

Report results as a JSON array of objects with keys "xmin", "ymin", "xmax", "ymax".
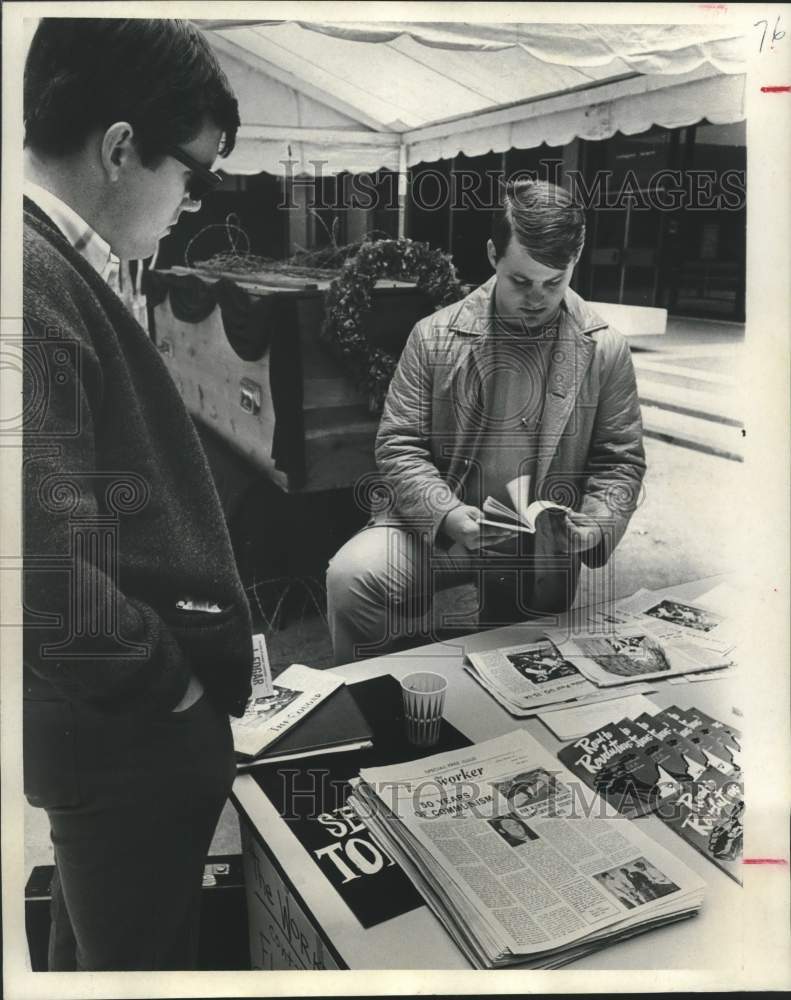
[
  {"xmin": 556, "ymin": 723, "xmax": 662, "ymax": 817},
  {"xmin": 659, "ymin": 772, "xmax": 744, "ymax": 884},
  {"xmin": 661, "ymin": 705, "xmax": 742, "ymax": 768},
  {"xmin": 650, "ymin": 709, "xmax": 741, "ymax": 777},
  {"xmin": 615, "ymin": 717, "xmax": 697, "ymax": 793},
  {"xmin": 231, "ymin": 663, "xmax": 344, "ymax": 758}
]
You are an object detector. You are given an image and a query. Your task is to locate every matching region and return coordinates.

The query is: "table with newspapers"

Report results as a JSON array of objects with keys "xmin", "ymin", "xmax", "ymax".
[{"xmin": 231, "ymin": 575, "xmax": 743, "ymax": 971}]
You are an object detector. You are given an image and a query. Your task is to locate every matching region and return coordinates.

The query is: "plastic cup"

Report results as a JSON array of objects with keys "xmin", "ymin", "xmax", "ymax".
[{"xmin": 400, "ymin": 671, "xmax": 448, "ymax": 748}]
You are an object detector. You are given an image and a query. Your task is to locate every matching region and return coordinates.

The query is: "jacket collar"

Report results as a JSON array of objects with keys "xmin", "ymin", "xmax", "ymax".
[
  {"xmin": 447, "ymin": 276, "xmax": 610, "ymax": 491},
  {"xmin": 449, "ymin": 275, "xmax": 608, "ymax": 341}
]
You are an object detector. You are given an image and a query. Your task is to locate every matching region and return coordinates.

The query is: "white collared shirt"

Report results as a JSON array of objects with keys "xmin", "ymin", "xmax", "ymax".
[{"xmin": 24, "ymin": 179, "xmax": 121, "ymax": 289}]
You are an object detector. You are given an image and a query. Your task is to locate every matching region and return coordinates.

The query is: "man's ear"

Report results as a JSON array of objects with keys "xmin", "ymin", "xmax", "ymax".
[
  {"xmin": 486, "ymin": 238, "xmax": 497, "ymax": 271},
  {"xmin": 100, "ymin": 122, "xmax": 136, "ymax": 181}
]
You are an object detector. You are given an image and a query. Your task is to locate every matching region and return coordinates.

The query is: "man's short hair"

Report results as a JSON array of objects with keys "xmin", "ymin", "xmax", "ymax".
[
  {"xmin": 24, "ymin": 19, "xmax": 240, "ymax": 165},
  {"xmin": 491, "ymin": 179, "xmax": 586, "ymax": 270}
]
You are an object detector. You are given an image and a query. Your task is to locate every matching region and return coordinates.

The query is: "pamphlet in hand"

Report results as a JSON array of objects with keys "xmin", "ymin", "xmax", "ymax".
[
  {"xmin": 481, "ymin": 474, "xmax": 570, "ymax": 534},
  {"xmin": 231, "ymin": 660, "xmax": 345, "ymax": 759}
]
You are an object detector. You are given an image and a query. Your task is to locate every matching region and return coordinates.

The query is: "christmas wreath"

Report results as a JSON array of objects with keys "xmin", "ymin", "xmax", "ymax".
[{"xmin": 321, "ymin": 238, "xmax": 464, "ymax": 412}]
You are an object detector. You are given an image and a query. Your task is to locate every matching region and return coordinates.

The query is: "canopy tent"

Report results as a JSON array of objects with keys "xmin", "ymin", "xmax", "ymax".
[{"xmin": 196, "ymin": 20, "xmax": 747, "ymax": 177}]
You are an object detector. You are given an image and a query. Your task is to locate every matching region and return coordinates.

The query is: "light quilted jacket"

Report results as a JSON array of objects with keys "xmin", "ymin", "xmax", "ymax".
[{"xmin": 373, "ymin": 277, "xmax": 646, "ymax": 615}]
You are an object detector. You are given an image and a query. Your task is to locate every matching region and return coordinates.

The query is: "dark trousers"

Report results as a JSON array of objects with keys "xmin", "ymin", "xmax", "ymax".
[{"xmin": 25, "ymin": 692, "xmax": 235, "ymax": 970}]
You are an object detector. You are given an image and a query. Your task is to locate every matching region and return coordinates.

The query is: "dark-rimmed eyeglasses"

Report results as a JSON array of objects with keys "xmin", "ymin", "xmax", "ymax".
[{"xmin": 166, "ymin": 146, "xmax": 223, "ymax": 201}]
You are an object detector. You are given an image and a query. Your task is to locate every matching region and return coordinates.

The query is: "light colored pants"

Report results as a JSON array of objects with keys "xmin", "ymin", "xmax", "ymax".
[
  {"xmin": 326, "ymin": 524, "xmax": 539, "ymax": 665},
  {"xmin": 326, "ymin": 525, "xmax": 474, "ymax": 665}
]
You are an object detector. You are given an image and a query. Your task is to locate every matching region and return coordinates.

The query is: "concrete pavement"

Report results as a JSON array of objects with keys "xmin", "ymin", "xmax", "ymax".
[{"xmin": 631, "ymin": 316, "xmax": 745, "ymax": 462}]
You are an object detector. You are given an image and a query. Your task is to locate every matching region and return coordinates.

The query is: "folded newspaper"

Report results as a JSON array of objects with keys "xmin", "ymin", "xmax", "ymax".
[
  {"xmin": 590, "ymin": 584, "xmax": 737, "ymax": 658},
  {"xmin": 463, "ymin": 583, "xmax": 736, "ymax": 719},
  {"xmin": 348, "ymin": 730, "xmax": 705, "ymax": 968},
  {"xmin": 465, "ymin": 639, "xmax": 597, "ymax": 715},
  {"xmin": 545, "ymin": 622, "xmax": 730, "ymax": 687}
]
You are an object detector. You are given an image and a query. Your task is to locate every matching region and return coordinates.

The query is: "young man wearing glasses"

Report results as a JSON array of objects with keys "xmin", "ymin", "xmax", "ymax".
[{"xmin": 23, "ymin": 19, "xmax": 253, "ymax": 970}]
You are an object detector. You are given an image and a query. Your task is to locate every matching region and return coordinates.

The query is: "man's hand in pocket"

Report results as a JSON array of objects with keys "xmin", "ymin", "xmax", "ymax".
[{"xmin": 172, "ymin": 673, "xmax": 204, "ymax": 712}]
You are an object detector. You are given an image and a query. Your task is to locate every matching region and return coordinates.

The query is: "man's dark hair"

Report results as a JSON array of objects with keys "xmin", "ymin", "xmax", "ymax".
[
  {"xmin": 491, "ymin": 179, "xmax": 586, "ymax": 270},
  {"xmin": 24, "ymin": 19, "xmax": 240, "ymax": 165}
]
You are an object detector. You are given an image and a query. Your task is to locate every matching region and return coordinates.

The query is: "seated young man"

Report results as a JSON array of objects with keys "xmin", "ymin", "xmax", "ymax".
[{"xmin": 327, "ymin": 180, "xmax": 645, "ymax": 665}]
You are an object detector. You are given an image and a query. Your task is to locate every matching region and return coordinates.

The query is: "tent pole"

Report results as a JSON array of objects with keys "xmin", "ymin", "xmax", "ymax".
[{"xmin": 397, "ymin": 143, "xmax": 407, "ymax": 239}]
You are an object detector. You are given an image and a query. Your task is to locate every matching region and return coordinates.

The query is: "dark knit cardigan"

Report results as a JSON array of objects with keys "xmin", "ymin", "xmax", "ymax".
[{"xmin": 23, "ymin": 199, "xmax": 253, "ymax": 717}]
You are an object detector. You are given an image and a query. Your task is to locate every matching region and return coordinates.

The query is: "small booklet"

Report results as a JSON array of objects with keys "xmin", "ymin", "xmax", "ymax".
[
  {"xmin": 557, "ymin": 722, "xmax": 662, "ymax": 817},
  {"xmin": 650, "ymin": 708, "xmax": 740, "ymax": 776},
  {"xmin": 637, "ymin": 708, "xmax": 744, "ymax": 882},
  {"xmin": 236, "ymin": 683, "xmax": 373, "ymax": 768},
  {"xmin": 231, "ymin": 661, "xmax": 345, "ymax": 759},
  {"xmin": 557, "ymin": 702, "xmax": 744, "ymax": 883},
  {"xmin": 660, "ymin": 770, "xmax": 744, "ymax": 884},
  {"xmin": 661, "ymin": 704, "xmax": 741, "ymax": 762},
  {"xmin": 481, "ymin": 474, "xmax": 570, "ymax": 534}
]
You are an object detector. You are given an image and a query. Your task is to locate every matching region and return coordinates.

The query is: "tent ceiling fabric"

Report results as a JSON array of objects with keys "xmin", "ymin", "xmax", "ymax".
[
  {"xmin": 226, "ymin": 129, "xmax": 401, "ymax": 177},
  {"xmin": 277, "ymin": 21, "xmax": 747, "ymax": 76},
  {"xmin": 407, "ymin": 70, "xmax": 746, "ymax": 167},
  {"xmin": 199, "ymin": 20, "xmax": 747, "ymax": 177}
]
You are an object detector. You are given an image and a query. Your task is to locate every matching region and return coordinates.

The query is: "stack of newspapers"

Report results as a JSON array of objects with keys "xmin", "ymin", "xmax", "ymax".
[
  {"xmin": 349, "ymin": 730, "xmax": 706, "ymax": 969},
  {"xmin": 465, "ymin": 581, "xmax": 738, "ymax": 716}
]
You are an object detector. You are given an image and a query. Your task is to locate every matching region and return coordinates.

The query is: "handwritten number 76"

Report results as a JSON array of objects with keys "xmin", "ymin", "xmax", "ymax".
[{"xmin": 754, "ymin": 16, "xmax": 785, "ymax": 52}]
